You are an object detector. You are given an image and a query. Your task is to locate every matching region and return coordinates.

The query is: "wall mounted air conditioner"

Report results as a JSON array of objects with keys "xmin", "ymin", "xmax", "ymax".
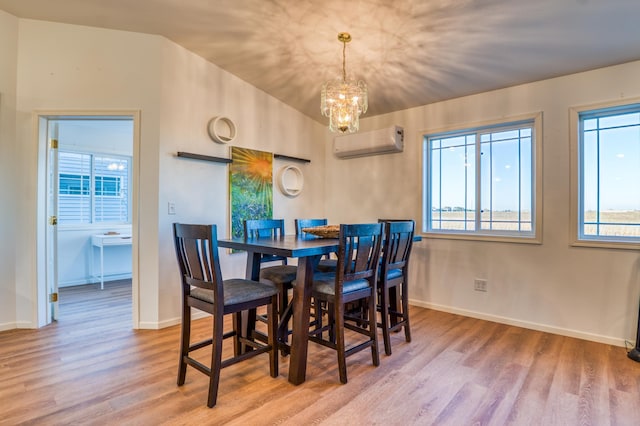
[{"xmin": 333, "ymin": 126, "xmax": 404, "ymax": 159}]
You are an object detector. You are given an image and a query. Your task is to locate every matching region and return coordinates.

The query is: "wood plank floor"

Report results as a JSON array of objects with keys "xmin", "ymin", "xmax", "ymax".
[{"xmin": 1, "ymin": 280, "xmax": 639, "ymax": 425}]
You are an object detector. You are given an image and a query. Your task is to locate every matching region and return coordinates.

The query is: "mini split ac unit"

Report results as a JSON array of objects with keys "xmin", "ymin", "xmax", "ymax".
[{"xmin": 333, "ymin": 126, "xmax": 404, "ymax": 159}]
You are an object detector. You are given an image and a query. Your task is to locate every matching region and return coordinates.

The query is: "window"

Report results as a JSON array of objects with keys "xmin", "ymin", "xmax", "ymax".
[
  {"xmin": 423, "ymin": 114, "xmax": 542, "ymax": 242},
  {"xmin": 58, "ymin": 151, "xmax": 131, "ymax": 224},
  {"xmin": 571, "ymin": 102, "xmax": 640, "ymax": 248}
]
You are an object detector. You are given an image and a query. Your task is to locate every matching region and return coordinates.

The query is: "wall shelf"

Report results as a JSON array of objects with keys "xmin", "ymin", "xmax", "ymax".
[
  {"xmin": 176, "ymin": 151, "xmax": 232, "ymax": 164},
  {"xmin": 177, "ymin": 151, "xmax": 309, "ymax": 164},
  {"xmin": 274, "ymin": 154, "xmax": 310, "ymax": 163}
]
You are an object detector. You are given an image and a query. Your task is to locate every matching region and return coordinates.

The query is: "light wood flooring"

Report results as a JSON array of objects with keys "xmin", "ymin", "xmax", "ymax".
[{"xmin": 1, "ymin": 280, "xmax": 639, "ymax": 425}]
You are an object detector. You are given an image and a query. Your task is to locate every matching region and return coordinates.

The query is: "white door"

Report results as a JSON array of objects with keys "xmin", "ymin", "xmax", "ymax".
[{"xmin": 46, "ymin": 120, "xmax": 60, "ymax": 321}]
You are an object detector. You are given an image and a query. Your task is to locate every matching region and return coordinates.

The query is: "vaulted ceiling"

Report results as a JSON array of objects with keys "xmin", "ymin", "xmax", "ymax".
[{"xmin": 2, "ymin": 0, "xmax": 640, "ymax": 123}]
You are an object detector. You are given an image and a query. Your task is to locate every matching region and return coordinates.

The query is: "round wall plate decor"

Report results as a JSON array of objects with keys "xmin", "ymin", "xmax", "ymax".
[
  {"xmin": 207, "ymin": 116, "xmax": 237, "ymax": 144},
  {"xmin": 277, "ymin": 165, "xmax": 304, "ymax": 197}
]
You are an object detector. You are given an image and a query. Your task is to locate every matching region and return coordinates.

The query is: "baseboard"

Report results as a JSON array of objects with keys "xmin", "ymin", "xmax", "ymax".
[
  {"xmin": 410, "ymin": 299, "xmax": 629, "ymax": 348},
  {"xmin": 137, "ymin": 311, "xmax": 209, "ymax": 330},
  {"xmin": 0, "ymin": 321, "xmax": 34, "ymax": 331},
  {"xmin": 60, "ymin": 273, "xmax": 132, "ymax": 288},
  {"xmin": 0, "ymin": 321, "xmax": 17, "ymax": 332}
]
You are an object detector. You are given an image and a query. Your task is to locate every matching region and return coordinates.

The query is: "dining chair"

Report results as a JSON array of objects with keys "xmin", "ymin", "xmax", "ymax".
[
  {"xmin": 295, "ymin": 218, "xmax": 338, "ymax": 272},
  {"xmin": 377, "ymin": 220, "xmax": 415, "ymax": 355},
  {"xmin": 300, "ymin": 223, "xmax": 383, "ymax": 384},
  {"xmin": 244, "ymin": 219, "xmax": 297, "ymax": 348},
  {"xmin": 173, "ymin": 223, "xmax": 278, "ymax": 408}
]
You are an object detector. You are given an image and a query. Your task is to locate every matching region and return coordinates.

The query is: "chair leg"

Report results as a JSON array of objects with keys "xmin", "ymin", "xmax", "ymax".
[
  {"xmin": 328, "ymin": 303, "xmax": 336, "ymax": 344},
  {"xmin": 177, "ymin": 305, "xmax": 190, "ymax": 386},
  {"xmin": 268, "ymin": 295, "xmax": 279, "ymax": 377},
  {"xmin": 335, "ymin": 301, "xmax": 348, "ymax": 384},
  {"xmin": 232, "ymin": 312, "xmax": 242, "ymax": 356},
  {"xmin": 311, "ymin": 297, "xmax": 323, "ymax": 340},
  {"xmin": 245, "ymin": 308, "xmax": 257, "ymax": 353},
  {"xmin": 368, "ymin": 294, "xmax": 380, "ymax": 366},
  {"xmin": 207, "ymin": 313, "xmax": 224, "ymax": 408},
  {"xmin": 401, "ymin": 281, "xmax": 411, "ymax": 343},
  {"xmin": 379, "ymin": 283, "xmax": 392, "ymax": 356},
  {"xmin": 276, "ymin": 284, "xmax": 289, "ymax": 346}
]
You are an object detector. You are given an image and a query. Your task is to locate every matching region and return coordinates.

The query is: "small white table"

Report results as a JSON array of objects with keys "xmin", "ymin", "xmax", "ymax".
[{"xmin": 91, "ymin": 234, "xmax": 132, "ymax": 289}]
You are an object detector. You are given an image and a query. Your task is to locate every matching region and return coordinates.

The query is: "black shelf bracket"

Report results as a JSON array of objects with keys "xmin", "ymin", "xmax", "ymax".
[{"xmin": 176, "ymin": 151, "xmax": 232, "ymax": 164}]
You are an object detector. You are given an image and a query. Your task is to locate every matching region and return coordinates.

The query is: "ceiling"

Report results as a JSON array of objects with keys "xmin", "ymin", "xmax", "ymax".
[{"xmin": 2, "ymin": 0, "xmax": 640, "ymax": 123}]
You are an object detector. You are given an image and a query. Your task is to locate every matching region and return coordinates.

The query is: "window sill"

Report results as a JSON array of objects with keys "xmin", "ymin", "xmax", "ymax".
[
  {"xmin": 422, "ymin": 232, "xmax": 542, "ymax": 245},
  {"xmin": 571, "ymin": 239, "xmax": 639, "ymax": 251}
]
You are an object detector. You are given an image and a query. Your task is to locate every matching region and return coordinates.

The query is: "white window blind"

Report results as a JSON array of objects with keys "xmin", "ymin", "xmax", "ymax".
[{"xmin": 58, "ymin": 151, "xmax": 130, "ymax": 224}]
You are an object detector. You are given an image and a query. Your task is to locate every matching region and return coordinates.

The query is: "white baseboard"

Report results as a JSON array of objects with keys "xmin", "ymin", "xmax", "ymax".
[
  {"xmin": 0, "ymin": 321, "xmax": 17, "ymax": 332},
  {"xmin": 137, "ymin": 311, "xmax": 209, "ymax": 330},
  {"xmin": 0, "ymin": 321, "xmax": 34, "ymax": 331},
  {"xmin": 60, "ymin": 273, "xmax": 132, "ymax": 288},
  {"xmin": 410, "ymin": 299, "xmax": 630, "ymax": 348}
]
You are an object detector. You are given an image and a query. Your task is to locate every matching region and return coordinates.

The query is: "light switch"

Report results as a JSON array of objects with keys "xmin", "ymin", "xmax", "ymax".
[{"xmin": 168, "ymin": 202, "xmax": 176, "ymax": 215}]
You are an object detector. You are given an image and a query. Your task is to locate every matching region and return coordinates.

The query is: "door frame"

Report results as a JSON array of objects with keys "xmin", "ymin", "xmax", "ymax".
[{"xmin": 35, "ymin": 110, "xmax": 141, "ymax": 328}]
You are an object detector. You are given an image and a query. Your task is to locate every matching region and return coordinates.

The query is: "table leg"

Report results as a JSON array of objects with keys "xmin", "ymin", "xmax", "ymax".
[{"xmin": 288, "ymin": 255, "xmax": 315, "ymax": 385}]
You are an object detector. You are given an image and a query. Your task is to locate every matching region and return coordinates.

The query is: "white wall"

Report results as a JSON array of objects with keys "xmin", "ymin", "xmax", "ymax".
[
  {"xmin": 0, "ymin": 10, "xmax": 18, "ymax": 330},
  {"xmin": 13, "ymin": 19, "xmax": 163, "ymax": 328},
  {"xmin": 6, "ymin": 17, "xmax": 326, "ymax": 329},
  {"xmin": 325, "ymin": 61, "xmax": 640, "ymax": 346},
  {"xmin": 155, "ymin": 40, "xmax": 327, "ymax": 327}
]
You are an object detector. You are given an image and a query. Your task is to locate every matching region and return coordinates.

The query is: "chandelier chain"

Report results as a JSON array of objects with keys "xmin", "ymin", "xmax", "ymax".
[{"xmin": 342, "ymin": 40, "xmax": 347, "ymax": 82}]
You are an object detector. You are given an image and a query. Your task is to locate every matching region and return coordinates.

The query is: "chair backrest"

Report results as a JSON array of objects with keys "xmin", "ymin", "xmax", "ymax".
[
  {"xmin": 379, "ymin": 220, "xmax": 415, "ymax": 277},
  {"xmin": 244, "ymin": 219, "xmax": 286, "ymax": 239},
  {"xmin": 244, "ymin": 219, "xmax": 287, "ymax": 264},
  {"xmin": 335, "ymin": 223, "xmax": 384, "ymax": 292},
  {"xmin": 173, "ymin": 223, "xmax": 223, "ymax": 306},
  {"xmin": 295, "ymin": 218, "xmax": 328, "ymax": 236}
]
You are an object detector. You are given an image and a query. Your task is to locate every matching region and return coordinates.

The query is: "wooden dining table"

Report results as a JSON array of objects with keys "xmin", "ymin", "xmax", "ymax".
[{"xmin": 217, "ymin": 234, "xmax": 338, "ymax": 385}]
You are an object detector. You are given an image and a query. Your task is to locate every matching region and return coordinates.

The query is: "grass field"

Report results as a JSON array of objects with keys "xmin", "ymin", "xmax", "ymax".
[{"xmin": 432, "ymin": 210, "xmax": 640, "ymax": 236}]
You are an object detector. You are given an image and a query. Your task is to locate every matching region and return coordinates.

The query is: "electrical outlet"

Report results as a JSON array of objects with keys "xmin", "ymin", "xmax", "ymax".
[{"xmin": 474, "ymin": 278, "xmax": 487, "ymax": 292}]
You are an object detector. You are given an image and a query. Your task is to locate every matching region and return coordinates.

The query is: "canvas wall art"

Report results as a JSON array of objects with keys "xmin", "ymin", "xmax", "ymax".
[{"xmin": 229, "ymin": 147, "xmax": 273, "ymax": 239}]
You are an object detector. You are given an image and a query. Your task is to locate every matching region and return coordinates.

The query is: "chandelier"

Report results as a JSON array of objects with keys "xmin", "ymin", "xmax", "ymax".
[{"xmin": 321, "ymin": 32, "xmax": 368, "ymax": 133}]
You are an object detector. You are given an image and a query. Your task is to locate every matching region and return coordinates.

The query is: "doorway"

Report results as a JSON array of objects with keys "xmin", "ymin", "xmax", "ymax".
[{"xmin": 37, "ymin": 111, "xmax": 140, "ymax": 328}]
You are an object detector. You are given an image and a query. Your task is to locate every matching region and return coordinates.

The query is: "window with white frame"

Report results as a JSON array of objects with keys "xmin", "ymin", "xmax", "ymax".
[
  {"xmin": 423, "ymin": 114, "xmax": 541, "ymax": 242},
  {"xmin": 58, "ymin": 151, "xmax": 131, "ymax": 224},
  {"xmin": 573, "ymin": 103, "xmax": 640, "ymax": 246}
]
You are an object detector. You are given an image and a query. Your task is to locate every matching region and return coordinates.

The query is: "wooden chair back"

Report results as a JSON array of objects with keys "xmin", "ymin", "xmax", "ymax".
[
  {"xmin": 380, "ymin": 220, "xmax": 415, "ymax": 275},
  {"xmin": 244, "ymin": 219, "xmax": 287, "ymax": 264},
  {"xmin": 173, "ymin": 223, "xmax": 223, "ymax": 309},
  {"xmin": 335, "ymin": 223, "xmax": 384, "ymax": 294},
  {"xmin": 244, "ymin": 219, "xmax": 285, "ymax": 239},
  {"xmin": 295, "ymin": 218, "xmax": 328, "ymax": 235}
]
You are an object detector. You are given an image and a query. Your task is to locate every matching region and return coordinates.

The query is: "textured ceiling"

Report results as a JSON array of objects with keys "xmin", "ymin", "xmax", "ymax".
[{"xmin": 2, "ymin": 0, "xmax": 640, "ymax": 123}]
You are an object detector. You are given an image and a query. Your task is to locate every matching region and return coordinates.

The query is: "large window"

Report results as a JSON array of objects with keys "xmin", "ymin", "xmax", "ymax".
[
  {"xmin": 58, "ymin": 151, "xmax": 131, "ymax": 224},
  {"xmin": 423, "ymin": 114, "xmax": 542, "ymax": 242},
  {"xmin": 571, "ymin": 102, "xmax": 640, "ymax": 248}
]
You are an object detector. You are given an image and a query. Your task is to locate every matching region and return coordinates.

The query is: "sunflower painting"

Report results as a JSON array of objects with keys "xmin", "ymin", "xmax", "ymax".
[{"xmin": 229, "ymin": 147, "xmax": 273, "ymax": 239}]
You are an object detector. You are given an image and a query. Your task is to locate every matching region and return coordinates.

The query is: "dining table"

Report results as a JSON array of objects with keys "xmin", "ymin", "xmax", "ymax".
[{"xmin": 217, "ymin": 234, "xmax": 339, "ymax": 385}]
